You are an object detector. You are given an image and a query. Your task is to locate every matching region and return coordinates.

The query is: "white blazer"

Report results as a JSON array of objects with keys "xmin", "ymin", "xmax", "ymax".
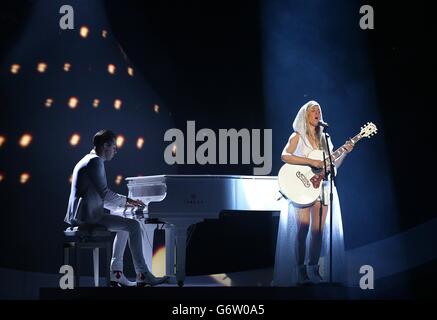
[{"xmin": 64, "ymin": 150, "xmax": 126, "ymax": 225}]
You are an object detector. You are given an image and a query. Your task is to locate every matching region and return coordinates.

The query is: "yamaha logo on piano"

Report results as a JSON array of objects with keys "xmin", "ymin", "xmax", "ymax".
[{"xmin": 184, "ymin": 193, "xmax": 204, "ymax": 206}]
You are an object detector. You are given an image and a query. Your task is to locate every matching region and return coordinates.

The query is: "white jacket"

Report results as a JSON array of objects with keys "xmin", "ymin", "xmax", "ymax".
[{"xmin": 64, "ymin": 151, "xmax": 126, "ymax": 225}]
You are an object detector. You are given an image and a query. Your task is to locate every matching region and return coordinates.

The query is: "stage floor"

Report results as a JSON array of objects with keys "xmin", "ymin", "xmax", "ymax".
[
  {"xmin": 2, "ymin": 260, "xmax": 435, "ymax": 300},
  {"xmin": 40, "ymin": 285, "xmax": 367, "ymax": 300}
]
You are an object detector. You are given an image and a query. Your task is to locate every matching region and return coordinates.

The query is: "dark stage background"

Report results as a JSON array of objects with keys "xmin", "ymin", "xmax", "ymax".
[{"xmin": 0, "ymin": 0, "xmax": 433, "ymax": 297}]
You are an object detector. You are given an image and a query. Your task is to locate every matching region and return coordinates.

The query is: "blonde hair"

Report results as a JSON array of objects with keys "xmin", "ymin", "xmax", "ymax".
[
  {"xmin": 292, "ymin": 100, "xmax": 329, "ymax": 153},
  {"xmin": 305, "ymin": 103, "xmax": 321, "ymax": 149}
]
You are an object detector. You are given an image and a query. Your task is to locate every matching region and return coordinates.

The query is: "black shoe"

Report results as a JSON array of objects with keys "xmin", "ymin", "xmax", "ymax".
[{"xmin": 136, "ymin": 272, "xmax": 169, "ymax": 287}]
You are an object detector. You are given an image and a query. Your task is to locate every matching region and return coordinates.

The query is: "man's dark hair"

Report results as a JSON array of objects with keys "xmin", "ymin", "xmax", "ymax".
[{"xmin": 93, "ymin": 130, "xmax": 116, "ymax": 149}]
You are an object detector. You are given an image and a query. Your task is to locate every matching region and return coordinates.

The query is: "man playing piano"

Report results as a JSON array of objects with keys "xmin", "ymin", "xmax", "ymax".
[{"xmin": 64, "ymin": 129, "xmax": 168, "ymax": 287}]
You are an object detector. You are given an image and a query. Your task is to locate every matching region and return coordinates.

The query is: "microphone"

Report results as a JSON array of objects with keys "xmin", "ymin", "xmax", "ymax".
[{"xmin": 318, "ymin": 120, "xmax": 329, "ymax": 128}]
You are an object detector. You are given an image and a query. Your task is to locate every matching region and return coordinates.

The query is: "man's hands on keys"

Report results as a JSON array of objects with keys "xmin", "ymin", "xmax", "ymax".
[{"xmin": 126, "ymin": 198, "xmax": 145, "ymax": 208}]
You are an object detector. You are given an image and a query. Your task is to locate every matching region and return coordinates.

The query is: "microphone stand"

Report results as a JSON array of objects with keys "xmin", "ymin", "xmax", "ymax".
[{"xmin": 322, "ymin": 128, "xmax": 337, "ymax": 285}]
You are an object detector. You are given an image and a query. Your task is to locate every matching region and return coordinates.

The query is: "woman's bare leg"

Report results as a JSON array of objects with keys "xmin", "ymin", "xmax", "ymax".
[
  {"xmin": 308, "ymin": 201, "xmax": 328, "ymax": 265},
  {"xmin": 295, "ymin": 207, "xmax": 310, "ymax": 265}
]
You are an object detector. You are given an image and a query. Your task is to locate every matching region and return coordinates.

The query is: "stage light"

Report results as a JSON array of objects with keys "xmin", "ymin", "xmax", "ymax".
[
  {"xmin": 0, "ymin": 135, "xmax": 5, "ymax": 147},
  {"xmin": 69, "ymin": 133, "xmax": 80, "ymax": 146},
  {"xmin": 172, "ymin": 144, "xmax": 177, "ymax": 157},
  {"xmin": 68, "ymin": 97, "xmax": 79, "ymax": 109},
  {"xmin": 154, "ymin": 104, "xmax": 160, "ymax": 113},
  {"xmin": 116, "ymin": 135, "xmax": 125, "ymax": 148},
  {"xmin": 102, "ymin": 30, "xmax": 108, "ymax": 38},
  {"xmin": 136, "ymin": 137, "xmax": 145, "ymax": 149},
  {"xmin": 20, "ymin": 172, "xmax": 30, "ymax": 184},
  {"xmin": 127, "ymin": 67, "xmax": 134, "ymax": 76},
  {"xmin": 69, "ymin": 175, "xmax": 72, "ymax": 184},
  {"xmin": 44, "ymin": 98, "xmax": 53, "ymax": 108},
  {"xmin": 114, "ymin": 99, "xmax": 122, "ymax": 110},
  {"xmin": 10, "ymin": 64, "xmax": 20, "ymax": 74},
  {"xmin": 37, "ymin": 62, "xmax": 47, "ymax": 73},
  {"xmin": 93, "ymin": 99, "xmax": 100, "ymax": 108},
  {"xmin": 108, "ymin": 64, "xmax": 116, "ymax": 74},
  {"xmin": 80, "ymin": 26, "xmax": 89, "ymax": 38},
  {"xmin": 0, "ymin": 172, "xmax": 4, "ymax": 183},
  {"xmin": 19, "ymin": 133, "xmax": 32, "ymax": 148},
  {"xmin": 115, "ymin": 175, "xmax": 123, "ymax": 185},
  {"xmin": 63, "ymin": 63, "xmax": 71, "ymax": 72}
]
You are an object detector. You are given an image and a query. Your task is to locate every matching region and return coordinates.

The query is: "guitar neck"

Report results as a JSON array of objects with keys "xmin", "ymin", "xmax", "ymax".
[{"xmin": 331, "ymin": 132, "xmax": 362, "ymax": 161}]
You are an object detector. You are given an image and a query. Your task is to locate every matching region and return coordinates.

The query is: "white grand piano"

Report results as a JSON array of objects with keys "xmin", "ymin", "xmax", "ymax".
[{"xmin": 112, "ymin": 175, "xmax": 280, "ymax": 286}]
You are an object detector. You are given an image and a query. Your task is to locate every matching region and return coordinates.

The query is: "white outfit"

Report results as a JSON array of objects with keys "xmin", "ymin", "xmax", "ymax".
[
  {"xmin": 272, "ymin": 101, "xmax": 347, "ymax": 286},
  {"xmin": 111, "ymin": 224, "xmax": 154, "ymax": 274},
  {"xmin": 65, "ymin": 150, "xmax": 127, "ymax": 225},
  {"xmin": 65, "ymin": 149, "xmax": 148, "ymax": 274},
  {"xmin": 110, "ymin": 231, "xmax": 129, "ymax": 272}
]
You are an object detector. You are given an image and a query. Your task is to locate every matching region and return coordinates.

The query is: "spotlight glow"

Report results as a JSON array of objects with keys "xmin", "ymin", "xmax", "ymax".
[
  {"xmin": 93, "ymin": 99, "xmax": 100, "ymax": 108},
  {"xmin": 80, "ymin": 26, "xmax": 89, "ymax": 38},
  {"xmin": 136, "ymin": 137, "xmax": 144, "ymax": 149},
  {"xmin": 152, "ymin": 246, "xmax": 166, "ymax": 277},
  {"xmin": 102, "ymin": 30, "xmax": 108, "ymax": 38},
  {"xmin": 108, "ymin": 64, "xmax": 116, "ymax": 74},
  {"xmin": 37, "ymin": 62, "xmax": 47, "ymax": 73},
  {"xmin": 19, "ymin": 133, "xmax": 33, "ymax": 148},
  {"xmin": 154, "ymin": 104, "xmax": 160, "ymax": 113},
  {"xmin": 68, "ymin": 97, "xmax": 79, "ymax": 109},
  {"xmin": 0, "ymin": 172, "xmax": 4, "ymax": 182},
  {"xmin": 20, "ymin": 172, "xmax": 30, "ymax": 184},
  {"xmin": 69, "ymin": 175, "xmax": 72, "ymax": 184},
  {"xmin": 115, "ymin": 175, "xmax": 123, "ymax": 185},
  {"xmin": 45, "ymin": 98, "xmax": 53, "ymax": 108},
  {"xmin": 172, "ymin": 144, "xmax": 177, "ymax": 157},
  {"xmin": 69, "ymin": 133, "xmax": 80, "ymax": 146},
  {"xmin": 0, "ymin": 135, "xmax": 5, "ymax": 147},
  {"xmin": 114, "ymin": 99, "xmax": 122, "ymax": 110},
  {"xmin": 10, "ymin": 64, "xmax": 20, "ymax": 74},
  {"xmin": 63, "ymin": 63, "xmax": 71, "ymax": 72},
  {"xmin": 127, "ymin": 67, "xmax": 134, "ymax": 76},
  {"xmin": 116, "ymin": 135, "xmax": 125, "ymax": 148}
]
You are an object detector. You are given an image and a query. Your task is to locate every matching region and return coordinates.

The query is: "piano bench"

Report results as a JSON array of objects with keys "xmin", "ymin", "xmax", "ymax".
[{"xmin": 63, "ymin": 225, "xmax": 113, "ymax": 288}]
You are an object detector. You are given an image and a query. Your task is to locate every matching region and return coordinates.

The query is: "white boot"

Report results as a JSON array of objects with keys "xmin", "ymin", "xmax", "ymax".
[
  {"xmin": 297, "ymin": 264, "xmax": 311, "ymax": 285},
  {"xmin": 307, "ymin": 264, "xmax": 324, "ymax": 284},
  {"xmin": 136, "ymin": 272, "xmax": 169, "ymax": 287},
  {"xmin": 110, "ymin": 271, "xmax": 136, "ymax": 287}
]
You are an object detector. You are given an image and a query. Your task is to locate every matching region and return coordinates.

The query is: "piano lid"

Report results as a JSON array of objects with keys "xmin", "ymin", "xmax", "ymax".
[{"xmin": 125, "ymin": 174, "xmax": 280, "ymax": 214}]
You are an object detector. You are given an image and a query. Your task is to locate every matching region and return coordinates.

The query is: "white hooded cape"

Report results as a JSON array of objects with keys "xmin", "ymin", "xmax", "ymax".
[{"xmin": 272, "ymin": 101, "xmax": 347, "ymax": 286}]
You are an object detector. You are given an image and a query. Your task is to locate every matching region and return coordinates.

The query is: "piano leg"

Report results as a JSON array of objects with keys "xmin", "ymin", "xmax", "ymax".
[
  {"xmin": 138, "ymin": 222, "xmax": 154, "ymax": 272},
  {"xmin": 164, "ymin": 218, "xmax": 203, "ymax": 287},
  {"xmin": 175, "ymin": 224, "xmax": 188, "ymax": 287},
  {"xmin": 164, "ymin": 224, "xmax": 175, "ymax": 278}
]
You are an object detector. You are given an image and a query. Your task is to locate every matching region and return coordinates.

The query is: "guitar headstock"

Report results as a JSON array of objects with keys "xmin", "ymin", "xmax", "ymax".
[{"xmin": 360, "ymin": 122, "xmax": 377, "ymax": 138}]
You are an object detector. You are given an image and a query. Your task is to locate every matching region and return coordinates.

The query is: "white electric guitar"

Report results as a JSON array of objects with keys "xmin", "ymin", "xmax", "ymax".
[{"xmin": 277, "ymin": 122, "xmax": 377, "ymax": 207}]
